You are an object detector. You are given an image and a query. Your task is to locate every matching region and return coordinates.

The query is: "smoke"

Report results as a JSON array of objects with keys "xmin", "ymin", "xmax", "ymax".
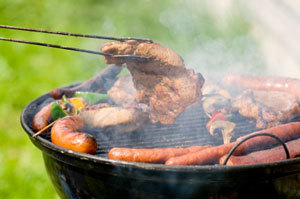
[
  {"xmin": 158, "ymin": 0, "xmax": 266, "ymax": 81},
  {"xmin": 245, "ymin": 0, "xmax": 300, "ymax": 78},
  {"xmin": 185, "ymin": 36, "xmax": 265, "ymax": 81}
]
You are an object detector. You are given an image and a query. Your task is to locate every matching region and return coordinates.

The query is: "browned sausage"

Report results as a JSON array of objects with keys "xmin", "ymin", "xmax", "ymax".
[
  {"xmin": 32, "ymin": 102, "xmax": 54, "ymax": 132},
  {"xmin": 165, "ymin": 143, "xmax": 234, "ymax": 166},
  {"xmin": 108, "ymin": 145, "xmax": 211, "ymax": 164},
  {"xmin": 51, "ymin": 116, "xmax": 97, "ymax": 154},
  {"xmin": 234, "ymin": 122, "xmax": 300, "ymax": 155},
  {"xmin": 219, "ymin": 138, "xmax": 300, "ymax": 165},
  {"xmin": 222, "ymin": 73, "xmax": 300, "ymax": 100},
  {"xmin": 32, "ymin": 97, "xmax": 86, "ymax": 132},
  {"xmin": 165, "ymin": 122, "xmax": 300, "ymax": 165}
]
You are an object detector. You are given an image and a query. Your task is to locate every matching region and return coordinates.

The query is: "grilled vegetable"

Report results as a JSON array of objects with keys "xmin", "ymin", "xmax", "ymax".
[
  {"xmin": 74, "ymin": 91, "xmax": 109, "ymax": 105},
  {"xmin": 209, "ymin": 120, "xmax": 236, "ymax": 144},
  {"xmin": 51, "ymin": 102, "xmax": 68, "ymax": 121},
  {"xmin": 202, "ymin": 94, "xmax": 231, "ymax": 118}
]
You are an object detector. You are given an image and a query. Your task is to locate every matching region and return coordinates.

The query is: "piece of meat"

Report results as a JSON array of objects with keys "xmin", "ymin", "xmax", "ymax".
[
  {"xmin": 219, "ymin": 138, "xmax": 300, "ymax": 165},
  {"xmin": 108, "ymin": 145, "xmax": 211, "ymax": 164},
  {"xmin": 101, "ymin": 40, "xmax": 186, "ymax": 74},
  {"xmin": 50, "ymin": 64, "xmax": 122, "ymax": 99},
  {"xmin": 232, "ymin": 90, "xmax": 300, "ymax": 129},
  {"xmin": 79, "ymin": 105, "xmax": 149, "ymax": 132},
  {"xmin": 222, "ymin": 73, "xmax": 300, "ymax": 101},
  {"xmin": 101, "ymin": 40, "xmax": 204, "ymax": 124},
  {"xmin": 165, "ymin": 122, "xmax": 300, "ymax": 165}
]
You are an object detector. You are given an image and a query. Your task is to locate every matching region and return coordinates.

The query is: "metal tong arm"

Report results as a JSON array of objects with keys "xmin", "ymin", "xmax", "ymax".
[
  {"xmin": 0, "ymin": 37, "xmax": 152, "ymax": 62},
  {"xmin": 0, "ymin": 25, "xmax": 153, "ymax": 62},
  {"xmin": 0, "ymin": 25, "xmax": 153, "ymax": 43}
]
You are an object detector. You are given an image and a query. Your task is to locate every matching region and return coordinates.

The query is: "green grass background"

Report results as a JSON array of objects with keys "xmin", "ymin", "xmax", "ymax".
[{"xmin": 0, "ymin": 0, "xmax": 263, "ymax": 198}]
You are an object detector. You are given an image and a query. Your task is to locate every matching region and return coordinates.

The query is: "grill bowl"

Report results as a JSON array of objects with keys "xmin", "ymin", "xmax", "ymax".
[{"xmin": 21, "ymin": 87, "xmax": 300, "ymax": 199}]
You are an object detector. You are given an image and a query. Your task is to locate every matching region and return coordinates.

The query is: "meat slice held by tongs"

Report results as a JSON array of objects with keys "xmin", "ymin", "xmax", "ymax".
[
  {"xmin": 0, "ymin": 25, "xmax": 204, "ymax": 124},
  {"xmin": 101, "ymin": 40, "xmax": 204, "ymax": 124}
]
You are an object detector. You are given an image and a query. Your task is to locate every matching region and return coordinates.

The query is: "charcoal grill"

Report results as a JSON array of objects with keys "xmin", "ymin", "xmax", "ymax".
[
  {"xmin": 21, "ymin": 86, "xmax": 300, "ymax": 199},
  {"xmin": 3, "ymin": 23, "xmax": 297, "ymax": 199}
]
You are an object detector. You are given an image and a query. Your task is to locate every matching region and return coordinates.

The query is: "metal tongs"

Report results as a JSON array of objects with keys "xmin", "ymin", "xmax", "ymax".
[{"xmin": 0, "ymin": 25, "xmax": 153, "ymax": 62}]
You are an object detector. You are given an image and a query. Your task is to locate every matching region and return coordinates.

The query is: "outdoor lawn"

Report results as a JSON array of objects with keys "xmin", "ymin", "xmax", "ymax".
[{"xmin": 0, "ymin": 0, "xmax": 262, "ymax": 198}]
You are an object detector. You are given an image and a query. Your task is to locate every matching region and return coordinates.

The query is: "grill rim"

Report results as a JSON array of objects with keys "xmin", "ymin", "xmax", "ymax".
[{"xmin": 21, "ymin": 86, "xmax": 300, "ymax": 173}]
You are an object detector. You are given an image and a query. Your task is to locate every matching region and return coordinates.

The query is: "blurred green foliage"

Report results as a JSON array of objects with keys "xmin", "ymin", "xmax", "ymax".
[{"xmin": 0, "ymin": 0, "xmax": 263, "ymax": 198}]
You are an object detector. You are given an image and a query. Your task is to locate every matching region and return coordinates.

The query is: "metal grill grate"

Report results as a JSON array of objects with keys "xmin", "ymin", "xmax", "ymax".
[
  {"xmin": 39, "ymin": 101, "xmax": 259, "ymax": 158},
  {"xmin": 92, "ymin": 104, "xmax": 258, "ymax": 157}
]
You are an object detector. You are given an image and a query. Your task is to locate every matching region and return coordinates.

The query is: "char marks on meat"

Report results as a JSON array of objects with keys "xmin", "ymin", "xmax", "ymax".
[
  {"xmin": 101, "ymin": 40, "xmax": 204, "ymax": 124},
  {"xmin": 232, "ymin": 90, "xmax": 300, "ymax": 129}
]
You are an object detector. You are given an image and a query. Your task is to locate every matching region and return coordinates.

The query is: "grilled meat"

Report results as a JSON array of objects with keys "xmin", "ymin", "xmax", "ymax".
[
  {"xmin": 79, "ymin": 104, "xmax": 149, "ymax": 133},
  {"xmin": 101, "ymin": 40, "xmax": 204, "ymax": 124},
  {"xmin": 232, "ymin": 90, "xmax": 300, "ymax": 129}
]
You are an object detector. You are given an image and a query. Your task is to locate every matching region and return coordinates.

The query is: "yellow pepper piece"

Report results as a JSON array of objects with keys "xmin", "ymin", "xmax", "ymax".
[{"xmin": 70, "ymin": 97, "xmax": 86, "ymax": 109}]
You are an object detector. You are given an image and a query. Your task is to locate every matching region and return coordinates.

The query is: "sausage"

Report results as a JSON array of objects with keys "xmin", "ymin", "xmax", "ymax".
[
  {"xmin": 32, "ymin": 97, "xmax": 86, "ymax": 132},
  {"xmin": 165, "ymin": 143, "xmax": 234, "ymax": 166},
  {"xmin": 234, "ymin": 122, "xmax": 300, "ymax": 155},
  {"xmin": 108, "ymin": 145, "xmax": 211, "ymax": 164},
  {"xmin": 219, "ymin": 138, "xmax": 300, "ymax": 165},
  {"xmin": 32, "ymin": 102, "xmax": 54, "ymax": 132},
  {"xmin": 222, "ymin": 73, "xmax": 300, "ymax": 100},
  {"xmin": 165, "ymin": 122, "xmax": 300, "ymax": 165},
  {"xmin": 50, "ymin": 64, "xmax": 122, "ymax": 99},
  {"xmin": 51, "ymin": 116, "xmax": 97, "ymax": 154}
]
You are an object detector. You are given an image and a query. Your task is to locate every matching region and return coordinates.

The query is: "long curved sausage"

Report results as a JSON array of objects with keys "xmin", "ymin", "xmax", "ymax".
[
  {"xmin": 108, "ymin": 145, "xmax": 211, "ymax": 164},
  {"xmin": 51, "ymin": 116, "xmax": 97, "ymax": 154},
  {"xmin": 219, "ymin": 138, "xmax": 300, "ymax": 165},
  {"xmin": 234, "ymin": 122, "xmax": 300, "ymax": 155},
  {"xmin": 165, "ymin": 122, "xmax": 300, "ymax": 165},
  {"xmin": 222, "ymin": 73, "xmax": 300, "ymax": 100},
  {"xmin": 165, "ymin": 143, "xmax": 234, "ymax": 166}
]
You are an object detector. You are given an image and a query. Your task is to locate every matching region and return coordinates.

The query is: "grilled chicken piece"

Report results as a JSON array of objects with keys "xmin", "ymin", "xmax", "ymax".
[
  {"xmin": 232, "ymin": 90, "xmax": 300, "ymax": 129},
  {"xmin": 79, "ymin": 104, "xmax": 148, "ymax": 132},
  {"xmin": 101, "ymin": 40, "xmax": 204, "ymax": 124}
]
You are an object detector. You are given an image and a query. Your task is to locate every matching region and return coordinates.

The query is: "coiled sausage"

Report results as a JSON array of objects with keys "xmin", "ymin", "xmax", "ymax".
[{"xmin": 51, "ymin": 116, "xmax": 97, "ymax": 154}]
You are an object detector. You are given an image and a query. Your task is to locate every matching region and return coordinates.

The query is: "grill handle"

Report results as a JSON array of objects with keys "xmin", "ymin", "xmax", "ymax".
[{"xmin": 222, "ymin": 132, "xmax": 290, "ymax": 165}]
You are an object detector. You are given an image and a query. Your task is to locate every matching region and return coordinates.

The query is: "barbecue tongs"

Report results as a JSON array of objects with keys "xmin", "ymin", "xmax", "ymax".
[{"xmin": 0, "ymin": 25, "xmax": 153, "ymax": 62}]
